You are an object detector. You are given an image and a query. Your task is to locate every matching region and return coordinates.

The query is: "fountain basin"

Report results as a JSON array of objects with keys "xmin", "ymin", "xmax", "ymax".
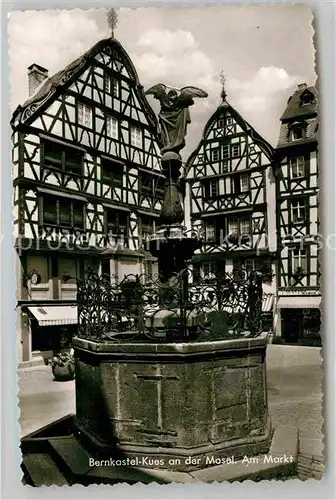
[{"xmin": 72, "ymin": 332, "xmax": 271, "ymax": 471}]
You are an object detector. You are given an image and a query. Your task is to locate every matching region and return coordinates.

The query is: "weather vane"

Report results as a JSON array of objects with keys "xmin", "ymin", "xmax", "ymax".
[
  {"xmin": 220, "ymin": 70, "xmax": 227, "ymax": 101},
  {"xmin": 106, "ymin": 8, "xmax": 118, "ymax": 38}
]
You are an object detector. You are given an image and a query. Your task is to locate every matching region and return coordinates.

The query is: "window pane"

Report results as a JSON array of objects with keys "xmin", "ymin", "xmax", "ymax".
[
  {"xmin": 240, "ymin": 174, "xmax": 249, "ymax": 192},
  {"xmin": 131, "ymin": 127, "xmax": 141, "ymax": 147},
  {"xmin": 210, "ymin": 180, "xmax": 218, "ymax": 197},
  {"xmin": 212, "ymin": 149, "xmax": 219, "ymax": 162},
  {"xmin": 59, "ymin": 201, "xmax": 71, "ymax": 227},
  {"xmin": 229, "ymin": 218, "xmax": 239, "ymax": 233},
  {"xmin": 231, "ymin": 144, "xmax": 240, "ymax": 157},
  {"xmin": 78, "ymin": 103, "xmax": 92, "ymax": 127},
  {"xmin": 205, "ymin": 222, "xmax": 216, "ymax": 242},
  {"xmin": 43, "ymin": 197, "xmax": 58, "ymax": 224},
  {"xmin": 140, "ymin": 173, "xmax": 153, "ymax": 194},
  {"xmin": 44, "ymin": 141, "xmax": 62, "ymax": 170},
  {"xmin": 106, "ymin": 210, "xmax": 128, "ymax": 238},
  {"xmin": 65, "ymin": 147, "xmax": 82, "ymax": 175},
  {"xmin": 104, "ymin": 74, "xmax": 110, "ymax": 93},
  {"xmin": 240, "ymin": 219, "xmax": 250, "ymax": 234},
  {"xmin": 140, "ymin": 216, "xmax": 154, "ymax": 239},
  {"xmin": 106, "ymin": 115, "xmax": 118, "ymax": 139},
  {"xmin": 154, "ymin": 177, "xmax": 165, "ymax": 197},
  {"xmin": 222, "ymin": 145, "xmax": 229, "ymax": 159},
  {"xmin": 73, "ymin": 202, "xmax": 84, "ymax": 229},
  {"xmin": 101, "ymin": 159, "xmax": 123, "ymax": 186}
]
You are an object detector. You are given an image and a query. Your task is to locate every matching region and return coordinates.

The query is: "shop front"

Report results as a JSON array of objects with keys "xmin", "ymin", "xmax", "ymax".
[{"xmin": 276, "ymin": 294, "xmax": 321, "ymax": 346}]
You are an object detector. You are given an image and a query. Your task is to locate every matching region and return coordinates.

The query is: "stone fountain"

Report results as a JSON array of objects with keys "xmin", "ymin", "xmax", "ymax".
[{"xmin": 20, "ymin": 83, "xmax": 298, "ymax": 486}]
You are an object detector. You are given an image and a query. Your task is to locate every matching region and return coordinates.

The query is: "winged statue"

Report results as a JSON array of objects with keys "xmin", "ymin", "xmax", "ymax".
[{"xmin": 145, "ymin": 83, "xmax": 208, "ymax": 154}]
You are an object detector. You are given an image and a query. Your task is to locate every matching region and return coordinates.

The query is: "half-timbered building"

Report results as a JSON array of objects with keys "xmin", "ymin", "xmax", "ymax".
[
  {"xmin": 12, "ymin": 36, "xmax": 163, "ymax": 364},
  {"xmin": 184, "ymin": 92, "xmax": 277, "ymax": 325},
  {"xmin": 274, "ymin": 83, "xmax": 320, "ymax": 345}
]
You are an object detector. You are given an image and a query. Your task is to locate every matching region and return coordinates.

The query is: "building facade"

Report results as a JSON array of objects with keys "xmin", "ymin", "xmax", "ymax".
[
  {"xmin": 274, "ymin": 83, "xmax": 320, "ymax": 345},
  {"xmin": 12, "ymin": 37, "xmax": 163, "ymax": 364},
  {"xmin": 184, "ymin": 94, "xmax": 277, "ymax": 324}
]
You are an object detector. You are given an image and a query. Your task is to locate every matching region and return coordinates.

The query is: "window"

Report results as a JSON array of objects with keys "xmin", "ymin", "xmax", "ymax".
[
  {"xmin": 290, "ymin": 156, "xmax": 305, "ymax": 178},
  {"xmin": 131, "ymin": 126, "xmax": 142, "ymax": 148},
  {"xmin": 231, "ymin": 143, "xmax": 240, "ymax": 158},
  {"xmin": 204, "ymin": 217, "xmax": 225, "ymax": 244},
  {"xmin": 203, "ymin": 262, "xmax": 217, "ymax": 280},
  {"xmin": 104, "ymin": 74, "xmax": 119, "ymax": 97},
  {"xmin": 140, "ymin": 172, "xmax": 153, "ymax": 195},
  {"xmin": 228, "ymin": 217, "xmax": 251, "ymax": 235},
  {"xmin": 106, "ymin": 209, "xmax": 128, "ymax": 243},
  {"xmin": 101, "ymin": 260, "xmax": 110, "ymax": 280},
  {"xmin": 290, "ymin": 123, "xmax": 306, "ymax": 141},
  {"xmin": 203, "ymin": 179, "xmax": 218, "ymax": 198},
  {"xmin": 205, "ymin": 220, "xmax": 216, "ymax": 243},
  {"xmin": 140, "ymin": 216, "xmax": 155, "ymax": 241},
  {"xmin": 153, "ymin": 176, "xmax": 165, "ymax": 198},
  {"xmin": 41, "ymin": 196, "xmax": 84, "ymax": 230},
  {"xmin": 221, "ymin": 161, "xmax": 229, "ymax": 174},
  {"xmin": 211, "ymin": 148, "xmax": 219, "ymax": 162},
  {"xmin": 242, "ymin": 258, "xmax": 272, "ymax": 282},
  {"xmin": 78, "ymin": 102, "xmax": 92, "ymax": 128},
  {"xmin": 240, "ymin": 218, "xmax": 250, "ymax": 234},
  {"xmin": 228, "ymin": 218, "xmax": 239, "ymax": 235},
  {"xmin": 244, "ymin": 259, "xmax": 262, "ymax": 273},
  {"xmin": 292, "ymin": 199, "xmax": 306, "ymax": 222},
  {"xmin": 222, "ymin": 145, "xmax": 230, "ymax": 160},
  {"xmin": 218, "ymin": 117, "xmax": 233, "ymax": 128},
  {"xmin": 106, "ymin": 115, "xmax": 118, "ymax": 139},
  {"xmin": 240, "ymin": 174, "xmax": 249, "ymax": 192},
  {"xmin": 292, "ymin": 248, "xmax": 307, "ymax": 273},
  {"xmin": 233, "ymin": 173, "xmax": 250, "ymax": 194},
  {"xmin": 101, "ymin": 158, "xmax": 123, "ymax": 187},
  {"xmin": 301, "ymin": 92, "xmax": 314, "ymax": 105},
  {"xmin": 43, "ymin": 140, "xmax": 83, "ymax": 175}
]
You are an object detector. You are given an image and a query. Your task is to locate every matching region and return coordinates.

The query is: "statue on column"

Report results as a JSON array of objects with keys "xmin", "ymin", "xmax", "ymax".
[{"xmin": 145, "ymin": 84, "xmax": 208, "ymax": 154}]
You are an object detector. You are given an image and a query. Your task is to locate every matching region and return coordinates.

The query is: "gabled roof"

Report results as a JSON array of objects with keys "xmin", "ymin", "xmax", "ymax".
[
  {"xmin": 185, "ymin": 98, "xmax": 274, "ymax": 176},
  {"xmin": 280, "ymin": 85, "xmax": 317, "ymax": 121},
  {"xmin": 11, "ymin": 37, "xmax": 158, "ymax": 132}
]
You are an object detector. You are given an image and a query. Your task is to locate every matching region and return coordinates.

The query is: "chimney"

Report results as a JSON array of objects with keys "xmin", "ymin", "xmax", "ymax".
[
  {"xmin": 297, "ymin": 83, "xmax": 307, "ymax": 90},
  {"xmin": 27, "ymin": 64, "xmax": 48, "ymax": 97}
]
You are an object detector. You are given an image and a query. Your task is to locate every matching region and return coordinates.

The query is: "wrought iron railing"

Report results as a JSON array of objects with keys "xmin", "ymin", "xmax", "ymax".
[{"xmin": 76, "ymin": 269, "xmax": 263, "ymax": 343}]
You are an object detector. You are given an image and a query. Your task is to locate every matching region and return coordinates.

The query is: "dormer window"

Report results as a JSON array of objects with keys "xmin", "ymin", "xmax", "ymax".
[
  {"xmin": 292, "ymin": 127, "xmax": 303, "ymax": 140},
  {"xmin": 301, "ymin": 91, "xmax": 314, "ymax": 105},
  {"xmin": 290, "ymin": 122, "xmax": 306, "ymax": 141}
]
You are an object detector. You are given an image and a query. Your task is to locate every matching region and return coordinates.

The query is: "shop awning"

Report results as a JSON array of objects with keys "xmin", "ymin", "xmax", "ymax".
[
  {"xmin": 277, "ymin": 296, "xmax": 321, "ymax": 309},
  {"xmin": 27, "ymin": 305, "xmax": 78, "ymax": 326},
  {"xmin": 262, "ymin": 294, "xmax": 274, "ymax": 312}
]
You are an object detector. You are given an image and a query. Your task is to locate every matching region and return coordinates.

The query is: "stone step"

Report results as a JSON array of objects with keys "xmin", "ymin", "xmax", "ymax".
[
  {"xmin": 49, "ymin": 437, "xmax": 93, "ymax": 476},
  {"xmin": 22, "ymin": 453, "xmax": 68, "ymax": 486}
]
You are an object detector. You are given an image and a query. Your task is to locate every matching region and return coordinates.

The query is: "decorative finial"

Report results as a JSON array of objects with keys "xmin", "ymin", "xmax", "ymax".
[
  {"xmin": 106, "ymin": 9, "xmax": 118, "ymax": 38},
  {"xmin": 220, "ymin": 70, "xmax": 227, "ymax": 101}
]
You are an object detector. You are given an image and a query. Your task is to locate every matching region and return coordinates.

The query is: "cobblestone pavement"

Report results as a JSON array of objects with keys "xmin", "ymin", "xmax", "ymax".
[{"xmin": 18, "ymin": 345, "xmax": 323, "ymax": 455}]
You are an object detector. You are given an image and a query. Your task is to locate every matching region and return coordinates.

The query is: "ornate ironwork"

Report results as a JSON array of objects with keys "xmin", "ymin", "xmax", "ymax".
[{"xmin": 77, "ymin": 269, "xmax": 263, "ymax": 342}]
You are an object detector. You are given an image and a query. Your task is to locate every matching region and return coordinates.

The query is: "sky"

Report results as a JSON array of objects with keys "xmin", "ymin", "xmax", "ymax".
[{"xmin": 8, "ymin": 5, "xmax": 316, "ymax": 158}]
